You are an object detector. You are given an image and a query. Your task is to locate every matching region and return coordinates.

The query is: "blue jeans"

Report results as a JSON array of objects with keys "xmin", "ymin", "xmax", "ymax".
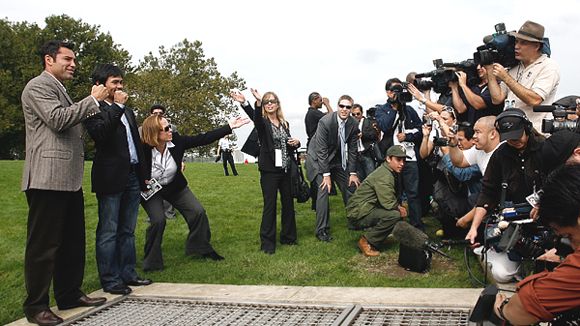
[
  {"xmin": 96, "ymin": 171, "xmax": 140, "ymax": 290},
  {"xmin": 356, "ymin": 151, "xmax": 377, "ymax": 181},
  {"xmin": 402, "ymin": 161, "xmax": 423, "ymax": 229}
]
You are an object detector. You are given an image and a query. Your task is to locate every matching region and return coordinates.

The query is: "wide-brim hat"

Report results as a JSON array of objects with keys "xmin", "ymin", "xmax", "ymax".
[{"xmin": 509, "ymin": 20, "xmax": 545, "ymax": 43}]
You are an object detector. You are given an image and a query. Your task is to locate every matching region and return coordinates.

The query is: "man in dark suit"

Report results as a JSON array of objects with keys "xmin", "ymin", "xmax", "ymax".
[
  {"xmin": 21, "ymin": 40, "xmax": 108, "ymax": 325},
  {"xmin": 351, "ymin": 104, "xmax": 379, "ymax": 180},
  {"xmin": 84, "ymin": 64, "xmax": 152, "ymax": 296},
  {"xmin": 305, "ymin": 95, "xmax": 360, "ymax": 241}
]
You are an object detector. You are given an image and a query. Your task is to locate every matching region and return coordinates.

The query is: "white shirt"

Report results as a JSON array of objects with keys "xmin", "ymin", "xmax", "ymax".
[
  {"xmin": 219, "ymin": 138, "xmax": 231, "ymax": 150},
  {"xmin": 151, "ymin": 142, "xmax": 178, "ymax": 186},
  {"xmin": 462, "ymin": 142, "xmax": 502, "ymax": 175},
  {"xmin": 500, "ymin": 54, "xmax": 560, "ymax": 130},
  {"xmin": 357, "ymin": 118, "xmax": 365, "ymax": 152}
]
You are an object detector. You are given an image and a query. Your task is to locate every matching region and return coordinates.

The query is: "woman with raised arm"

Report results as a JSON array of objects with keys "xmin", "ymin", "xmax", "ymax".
[
  {"xmin": 232, "ymin": 89, "xmax": 301, "ymax": 254},
  {"xmin": 140, "ymin": 114, "xmax": 249, "ymax": 271}
]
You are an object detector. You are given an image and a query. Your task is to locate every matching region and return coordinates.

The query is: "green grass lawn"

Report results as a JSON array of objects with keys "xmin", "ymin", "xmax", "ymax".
[{"xmin": 0, "ymin": 160, "xmax": 482, "ymax": 324}]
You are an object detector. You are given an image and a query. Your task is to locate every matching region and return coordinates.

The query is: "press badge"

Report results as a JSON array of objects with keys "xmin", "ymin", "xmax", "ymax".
[
  {"xmin": 275, "ymin": 149, "xmax": 282, "ymax": 167},
  {"xmin": 526, "ymin": 189, "xmax": 543, "ymax": 208}
]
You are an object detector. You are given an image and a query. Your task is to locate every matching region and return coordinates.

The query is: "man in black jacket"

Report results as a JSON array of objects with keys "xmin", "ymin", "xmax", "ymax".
[
  {"xmin": 84, "ymin": 64, "xmax": 152, "ymax": 295},
  {"xmin": 351, "ymin": 104, "xmax": 379, "ymax": 180}
]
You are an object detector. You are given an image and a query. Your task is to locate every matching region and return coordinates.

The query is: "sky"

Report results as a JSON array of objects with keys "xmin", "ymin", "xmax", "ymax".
[{"xmin": 3, "ymin": 0, "xmax": 580, "ymax": 147}]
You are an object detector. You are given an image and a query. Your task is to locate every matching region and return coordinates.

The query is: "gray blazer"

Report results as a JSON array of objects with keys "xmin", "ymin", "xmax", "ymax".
[
  {"xmin": 305, "ymin": 112, "xmax": 359, "ymax": 182},
  {"xmin": 21, "ymin": 71, "xmax": 100, "ymax": 191}
]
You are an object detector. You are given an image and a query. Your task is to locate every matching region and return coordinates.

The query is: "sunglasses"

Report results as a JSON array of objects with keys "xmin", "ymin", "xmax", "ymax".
[
  {"xmin": 351, "ymin": 112, "xmax": 362, "ymax": 117},
  {"xmin": 263, "ymin": 99, "xmax": 278, "ymax": 105},
  {"xmin": 338, "ymin": 104, "xmax": 353, "ymax": 110},
  {"xmin": 160, "ymin": 124, "xmax": 172, "ymax": 132}
]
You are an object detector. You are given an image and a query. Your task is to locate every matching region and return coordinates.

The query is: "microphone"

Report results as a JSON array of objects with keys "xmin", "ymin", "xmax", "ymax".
[{"xmin": 392, "ymin": 221, "xmax": 451, "ymax": 259}]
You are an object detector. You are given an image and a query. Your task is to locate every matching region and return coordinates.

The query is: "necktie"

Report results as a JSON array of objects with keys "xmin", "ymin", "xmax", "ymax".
[{"xmin": 339, "ymin": 120, "xmax": 347, "ymax": 170}]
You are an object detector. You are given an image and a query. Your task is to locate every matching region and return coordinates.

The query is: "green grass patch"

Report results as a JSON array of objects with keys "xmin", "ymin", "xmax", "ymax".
[{"xmin": 0, "ymin": 161, "xmax": 482, "ymax": 324}]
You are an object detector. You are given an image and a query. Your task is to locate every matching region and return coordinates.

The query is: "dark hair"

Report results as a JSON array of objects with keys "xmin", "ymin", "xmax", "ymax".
[
  {"xmin": 91, "ymin": 63, "xmax": 124, "ymax": 85},
  {"xmin": 457, "ymin": 121, "xmax": 474, "ymax": 140},
  {"xmin": 352, "ymin": 103, "xmax": 364, "ymax": 113},
  {"xmin": 337, "ymin": 94, "xmax": 354, "ymax": 105},
  {"xmin": 385, "ymin": 78, "xmax": 402, "ymax": 91},
  {"xmin": 40, "ymin": 40, "xmax": 75, "ymax": 68},
  {"xmin": 539, "ymin": 164, "xmax": 580, "ymax": 228},
  {"xmin": 150, "ymin": 104, "xmax": 166, "ymax": 114},
  {"xmin": 308, "ymin": 92, "xmax": 320, "ymax": 106}
]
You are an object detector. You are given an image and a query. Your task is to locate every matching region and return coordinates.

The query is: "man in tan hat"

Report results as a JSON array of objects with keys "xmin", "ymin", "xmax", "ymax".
[
  {"xmin": 346, "ymin": 145, "xmax": 408, "ymax": 257},
  {"xmin": 486, "ymin": 20, "xmax": 560, "ymax": 131}
]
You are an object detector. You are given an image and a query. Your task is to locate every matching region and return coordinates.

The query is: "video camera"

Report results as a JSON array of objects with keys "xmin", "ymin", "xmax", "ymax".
[
  {"xmin": 473, "ymin": 23, "xmax": 518, "ymax": 68},
  {"xmin": 414, "ymin": 59, "xmax": 480, "ymax": 94},
  {"xmin": 484, "ymin": 201, "xmax": 557, "ymax": 260},
  {"xmin": 533, "ymin": 95, "xmax": 580, "ymax": 134}
]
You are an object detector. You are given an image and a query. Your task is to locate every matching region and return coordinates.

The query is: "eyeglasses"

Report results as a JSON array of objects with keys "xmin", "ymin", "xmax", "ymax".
[
  {"xmin": 338, "ymin": 104, "xmax": 353, "ymax": 110},
  {"xmin": 160, "ymin": 124, "xmax": 172, "ymax": 132},
  {"xmin": 351, "ymin": 112, "xmax": 362, "ymax": 117},
  {"xmin": 263, "ymin": 99, "xmax": 278, "ymax": 105}
]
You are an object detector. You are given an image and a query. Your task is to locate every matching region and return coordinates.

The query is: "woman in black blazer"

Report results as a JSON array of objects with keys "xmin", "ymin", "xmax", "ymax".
[
  {"xmin": 140, "ymin": 114, "xmax": 249, "ymax": 270},
  {"xmin": 232, "ymin": 89, "xmax": 300, "ymax": 254}
]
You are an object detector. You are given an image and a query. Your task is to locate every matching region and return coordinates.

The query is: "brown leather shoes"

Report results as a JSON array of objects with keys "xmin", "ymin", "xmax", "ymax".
[
  {"xmin": 26, "ymin": 310, "xmax": 63, "ymax": 326},
  {"xmin": 58, "ymin": 295, "xmax": 107, "ymax": 310},
  {"xmin": 358, "ymin": 236, "xmax": 380, "ymax": 257}
]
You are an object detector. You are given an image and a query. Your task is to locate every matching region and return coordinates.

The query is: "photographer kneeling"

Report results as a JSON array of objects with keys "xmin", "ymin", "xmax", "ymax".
[{"xmin": 493, "ymin": 164, "xmax": 580, "ymax": 325}]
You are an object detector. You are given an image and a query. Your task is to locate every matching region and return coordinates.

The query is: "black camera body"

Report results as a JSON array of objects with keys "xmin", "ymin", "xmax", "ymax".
[
  {"xmin": 415, "ymin": 59, "xmax": 480, "ymax": 94},
  {"xmin": 473, "ymin": 23, "xmax": 518, "ymax": 68},
  {"xmin": 433, "ymin": 137, "xmax": 450, "ymax": 147},
  {"xmin": 390, "ymin": 83, "xmax": 413, "ymax": 103}
]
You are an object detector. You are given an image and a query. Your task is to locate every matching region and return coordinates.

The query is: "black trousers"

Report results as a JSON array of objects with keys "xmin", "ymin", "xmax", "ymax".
[
  {"xmin": 222, "ymin": 151, "xmax": 238, "ymax": 176},
  {"xmin": 142, "ymin": 187, "xmax": 214, "ymax": 271},
  {"xmin": 259, "ymin": 170, "xmax": 297, "ymax": 252},
  {"xmin": 24, "ymin": 189, "xmax": 85, "ymax": 317}
]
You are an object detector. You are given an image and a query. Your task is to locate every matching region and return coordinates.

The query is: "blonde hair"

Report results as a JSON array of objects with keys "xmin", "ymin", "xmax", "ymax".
[
  {"xmin": 261, "ymin": 91, "xmax": 288, "ymax": 129},
  {"xmin": 141, "ymin": 115, "xmax": 164, "ymax": 147}
]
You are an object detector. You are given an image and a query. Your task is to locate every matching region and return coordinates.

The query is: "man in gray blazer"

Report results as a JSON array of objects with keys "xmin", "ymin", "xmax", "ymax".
[
  {"xmin": 21, "ymin": 40, "xmax": 108, "ymax": 325},
  {"xmin": 305, "ymin": 95, "xmax": 360, "ymax": 242}
]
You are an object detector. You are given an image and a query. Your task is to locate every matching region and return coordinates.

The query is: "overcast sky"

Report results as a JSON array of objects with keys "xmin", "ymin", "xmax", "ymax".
[{"xmin": 4, "ymin": 0, "xmax": 580, "ymax": 146}]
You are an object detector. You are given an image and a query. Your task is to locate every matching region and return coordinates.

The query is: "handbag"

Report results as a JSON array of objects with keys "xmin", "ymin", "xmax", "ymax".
[{"xmin": 289, "ymin": 153, "xmax": 310, "ymax": 203}]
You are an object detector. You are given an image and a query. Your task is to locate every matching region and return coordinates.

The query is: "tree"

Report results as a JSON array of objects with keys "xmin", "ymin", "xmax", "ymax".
[{"xmin": 127, "ymin": 39, "xmax": 245, "ymax": 157}]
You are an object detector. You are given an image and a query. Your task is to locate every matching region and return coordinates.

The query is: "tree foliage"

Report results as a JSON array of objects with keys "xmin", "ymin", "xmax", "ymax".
[
  {"xmin": 127, "ymin": 39, "xmax": 245, "ymax": 156},
  {"xmin": 0, "ymin": 15, "xmax": 244, "ymax": 159}
]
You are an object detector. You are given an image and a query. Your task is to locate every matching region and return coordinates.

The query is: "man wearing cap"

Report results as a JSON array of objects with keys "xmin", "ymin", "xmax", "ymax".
[
  {"xmin": 486, "ymin": 20, "xmax": 560, "ymax": 131},
  {"xmin": 542, "ymin": 130, "xmax": 580, "ymax": 173},
  {"xmin": 466, "ymin": 109, "xmax": 546, "ymax": 282},
  {"xmin": 346, "ymin": 145, "xmax": 408, "ymax": 257}
]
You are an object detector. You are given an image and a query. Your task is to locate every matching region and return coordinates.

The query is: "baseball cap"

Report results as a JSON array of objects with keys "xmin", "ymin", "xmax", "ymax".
[
  {"xmin": 542, "ymin": 130, "xmax": 580, "ymax": 171},
  {"xmin": 386, "ymin": 145, "xmax": 410, "ymax": 159},
  {"xmin": 496, "ymin": 109, "xmax": 528, "ymax": 142}
]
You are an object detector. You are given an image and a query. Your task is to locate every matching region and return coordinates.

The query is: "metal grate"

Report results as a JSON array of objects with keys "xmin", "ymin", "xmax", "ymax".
[
  {"xmin": 64, "ymin": 297, "xmax": 351, "ymax": 326},
  {"xmin": 347, "ymin": 306, "xmax": 471, "ymax": 326}
]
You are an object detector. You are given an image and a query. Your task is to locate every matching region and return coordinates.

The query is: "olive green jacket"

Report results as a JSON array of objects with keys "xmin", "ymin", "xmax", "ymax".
[{"xmin": 346, "ymin": 162, "xmax": 399, "ymax": 219}]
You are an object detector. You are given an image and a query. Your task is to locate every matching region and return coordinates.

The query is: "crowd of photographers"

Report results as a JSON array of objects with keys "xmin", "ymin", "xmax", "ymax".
[{"xmin": 301, "ymin": 20, "xmax": 579, "ymax": 324}]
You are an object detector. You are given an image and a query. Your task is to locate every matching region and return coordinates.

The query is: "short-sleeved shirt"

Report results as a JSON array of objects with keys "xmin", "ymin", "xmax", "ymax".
[
  {"xmin": 500, "ymin": 54, "xmax": 560, "ymax": 130},
  {"xmin": 462, "ymin": 142, "xmax": 502, "ymax": 176},
  {"xmin": 517, "ymin": 248, "xmax": 580, "ymax": 321}
]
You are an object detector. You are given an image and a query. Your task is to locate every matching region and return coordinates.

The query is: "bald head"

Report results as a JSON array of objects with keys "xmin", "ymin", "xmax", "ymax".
[{"xmin": 472, "ymin": 116, "xmax": 499, "ymax": 152}]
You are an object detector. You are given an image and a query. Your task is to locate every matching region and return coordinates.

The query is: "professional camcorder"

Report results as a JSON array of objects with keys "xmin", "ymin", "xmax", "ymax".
[
  {"xmin": 473, "ymin": 23, "xmax": 518, "ymax": 68},
  {"xmin": 414, "ymin": 59, "xmax": 480, "ymax": 94},
  {"xmin": 533, "ymin": 95, "xmax": 580, "ymax": 134},
  {"xmin": 484, "ymin": 201, "xmax": 557, "ymax": 260}
]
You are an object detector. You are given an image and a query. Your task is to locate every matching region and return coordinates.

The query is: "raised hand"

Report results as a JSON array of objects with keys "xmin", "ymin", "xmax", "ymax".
[
  {"xmin": 250, "ymin": 88, "xmax": 262, "ymax": 102},
  {"xmin": 91, "ymin": 84, "xmax": 109, "ymax": 101},
  {"xmin": 228, "ymin": 116, "xmax": 251, "ymax": 129},
  {"xmin": 114, "ymin": 90, "xmax": 128, "ymax": 104},
  {"xmin": 230, "ymin": 90, "xmax": 246, "ymax": 103}
]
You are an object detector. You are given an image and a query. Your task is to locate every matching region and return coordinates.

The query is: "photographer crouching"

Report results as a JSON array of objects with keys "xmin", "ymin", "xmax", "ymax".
[{"xmin": 493, "ymin": 164, "xmax": 580, "ymax": 325}]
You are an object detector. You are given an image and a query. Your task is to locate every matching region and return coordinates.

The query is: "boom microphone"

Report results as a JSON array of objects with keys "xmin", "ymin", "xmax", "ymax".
[{"xmin": 392, "ymin": 221, "xmax": 451, "ymax": 259}]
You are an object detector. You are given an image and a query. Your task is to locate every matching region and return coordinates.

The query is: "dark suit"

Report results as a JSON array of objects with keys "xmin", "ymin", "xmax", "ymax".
[
  {"xmin": 84, "ymin": 101, "xmax": 147, "ymax": 290},
  {"xmin": 21, "ymin": 71, "xmax": 100, "ymax": 317},
  {"xmin": 141, "ymin": 127, "xmax": 231, "ymax": 270},
  {"xmin": 245, "ymin": 103, "xmax": 297, "ymax": 252},
  {"xmin": 305, "ymin": 112, "xmax": 359, "ymax": 235}
]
